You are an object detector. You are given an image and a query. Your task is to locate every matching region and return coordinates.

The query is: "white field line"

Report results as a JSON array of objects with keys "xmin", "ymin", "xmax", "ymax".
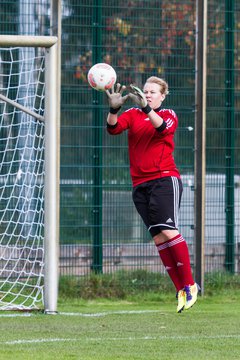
[
  {"xmin": 3, "ymin": 334, "xmax": 240, "ymax": 345},
  {"xmin": 0, "ymin": 313, "xmax": 32, "ymax": 318},
  {"xmin": 59, "ymin": 310, "xmax": 162, "ymax": 317},
  {"xmin": 5, "ymin": 338, "xmax": 77, "ymax": 345},
  {"xmin": 0, "ymin": 310, "xmax": 162, "ymax": 319},
  {"xmin": 1, "ymin": 310, "xmax": 240, "ymax": 346}
]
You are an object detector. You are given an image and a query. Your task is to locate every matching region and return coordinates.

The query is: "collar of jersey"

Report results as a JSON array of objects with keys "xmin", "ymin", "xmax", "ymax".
[{"xmin": 153, "ymin": 106, "xmax": 161, "ymax": 112}]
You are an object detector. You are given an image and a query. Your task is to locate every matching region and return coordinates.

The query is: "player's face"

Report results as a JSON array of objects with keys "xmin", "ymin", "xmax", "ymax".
[{"xmin": 143, "ymin": 82, "xmax": 166, "ymax": 109}]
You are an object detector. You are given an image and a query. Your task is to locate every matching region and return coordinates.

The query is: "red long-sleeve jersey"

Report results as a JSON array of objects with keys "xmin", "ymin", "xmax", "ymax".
[{"xmin": 107, "ymin": 107, "xmax": 180, "ymax": 187}]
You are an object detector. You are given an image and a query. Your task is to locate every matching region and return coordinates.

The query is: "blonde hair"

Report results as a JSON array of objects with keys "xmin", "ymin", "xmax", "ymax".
[{"xmin": 145, "ymin": 76, "xmax": 169, "ymax": 96}]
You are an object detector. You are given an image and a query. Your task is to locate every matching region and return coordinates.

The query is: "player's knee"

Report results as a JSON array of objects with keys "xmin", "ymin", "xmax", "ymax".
[
  {"xmin": 153, "ymin": 229, "xmax": 179, "ymax": 245},
  {"xmin": 153, "ymin": 233, "xmax": 166, "ymax": 245},
  {"xmin": 162, "ymin": 229, "xmax": 179, "ymax": 240}
]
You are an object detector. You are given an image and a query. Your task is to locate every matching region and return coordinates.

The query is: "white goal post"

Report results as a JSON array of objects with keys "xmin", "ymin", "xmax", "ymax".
[{"xmin": 0, "ymin": 35, "xmax": 60, "ymax": 313}]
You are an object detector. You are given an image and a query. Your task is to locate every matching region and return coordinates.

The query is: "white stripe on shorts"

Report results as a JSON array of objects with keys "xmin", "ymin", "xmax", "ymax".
[{"xmin": 171, "ymin": 176, "xmax": 180, "ymax": 228}]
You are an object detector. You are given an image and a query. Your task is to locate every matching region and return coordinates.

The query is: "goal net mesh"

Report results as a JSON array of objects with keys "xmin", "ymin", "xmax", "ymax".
[{"xmin": 0, "ymin": 46, "xmax": 45, "ymax": 310}]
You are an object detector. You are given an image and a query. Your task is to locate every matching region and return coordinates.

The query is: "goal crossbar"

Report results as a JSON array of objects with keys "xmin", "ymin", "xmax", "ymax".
[{"xmin": 0, "ymin": 35, "xmax": 57, "ymax": 48}]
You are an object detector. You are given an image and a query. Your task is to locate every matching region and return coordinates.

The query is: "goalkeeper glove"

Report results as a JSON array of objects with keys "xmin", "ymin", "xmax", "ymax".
[
  {"xmin": 128, "ymin": 84, "xmax": 148, "ymax": 108},
  {"xmin": 105, "ymin": 83, "xmax": 129, "ymax": 113}
]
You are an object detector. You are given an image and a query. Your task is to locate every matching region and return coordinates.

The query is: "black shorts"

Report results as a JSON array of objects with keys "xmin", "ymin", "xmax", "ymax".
[{"xmin": 132, "ymin": 177, "xmax": 183, "ymax": 237}]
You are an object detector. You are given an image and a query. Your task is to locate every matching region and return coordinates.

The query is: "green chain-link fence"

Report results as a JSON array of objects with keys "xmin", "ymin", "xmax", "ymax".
[
  {"xmin": 0, "ymin": 0, "xmax": 240, "ymax": 286},
  {"xmin": 60, "ymin": 0, "xmax": 197, "ymax": 278}
]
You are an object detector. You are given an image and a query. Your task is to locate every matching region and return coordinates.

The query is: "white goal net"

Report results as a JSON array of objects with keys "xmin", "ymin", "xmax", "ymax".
[{"xmin": 0, "ymin": 36, "xmax": 59, "ymax": 312}]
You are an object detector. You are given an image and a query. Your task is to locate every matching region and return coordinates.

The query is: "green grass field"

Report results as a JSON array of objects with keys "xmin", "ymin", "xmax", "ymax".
[{"xmin": 1, "ymin": 289, "xmax": 240, "ymax": 360}]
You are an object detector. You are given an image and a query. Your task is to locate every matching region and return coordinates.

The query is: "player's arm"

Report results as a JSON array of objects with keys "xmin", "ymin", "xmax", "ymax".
[
  {"xmin": 105, "ymin": 84, "xmax": 131, "ymax": 134},
  {"xmin": 128, "ymin": 85, "xmax": 164, "ymax": 129},
  {"xmin": 107, "ymin": 112, "xmax": 118, "ymax": 126},
  {"xmin": 106, "ymin": 83, "xmax": 129, "ymax": 126},
  {"xmin": 144, "ymin": 107, "xmax": 164, "ymax": 129}
]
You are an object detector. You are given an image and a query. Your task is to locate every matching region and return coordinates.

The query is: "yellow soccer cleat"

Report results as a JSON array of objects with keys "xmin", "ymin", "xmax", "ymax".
[
  {"xmin": 177, "ymin": 289, "xmax": 186, "ymax": 313},
  {"xmin": 184, "ymin": 283, "xmax": 199, "ymax": 310}
]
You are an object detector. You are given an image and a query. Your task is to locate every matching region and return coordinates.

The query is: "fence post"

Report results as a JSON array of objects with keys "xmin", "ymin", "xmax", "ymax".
[
  {"xmin": 225, "ymin": 0, "xmax": 235, "ymax": 272},
  {"xmin": 92, "ymin": 0, "xmax": 103, "ymax": 273},
  {"xmin": 194, "ymin": 0, "xmax": 208, "ymax": 293}
]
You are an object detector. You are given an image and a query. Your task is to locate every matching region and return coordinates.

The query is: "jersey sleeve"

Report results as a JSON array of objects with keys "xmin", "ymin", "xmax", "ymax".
[
  {"xmin": 106, "ymin": 108, "xmax": 134, "ymax": 135},
  {"xmin": 157, "ymin": 109, "xmax": 178, "ymax": 134}
]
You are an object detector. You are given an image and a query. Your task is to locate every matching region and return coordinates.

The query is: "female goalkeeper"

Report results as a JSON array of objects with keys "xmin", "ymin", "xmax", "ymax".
[{"xmin": 105, "ymin": 76, "xmax": 199, "ymax": 313}]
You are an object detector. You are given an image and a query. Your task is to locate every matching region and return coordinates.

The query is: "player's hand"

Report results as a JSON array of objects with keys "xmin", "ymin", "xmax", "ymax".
[
  {"xmin": 128, "ymin": 84, "xmax": 147, "ymax": 108},
  {"xmin": 105, "ymin": 83, "xmax": 129, "ymax": 109}
]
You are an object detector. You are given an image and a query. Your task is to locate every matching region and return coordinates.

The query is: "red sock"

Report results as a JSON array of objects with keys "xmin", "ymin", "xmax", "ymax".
[
  {"xmin": 167, "ymin": 234, "xmax": 194, "ymax": 286},
  {"xmin": 156, "ymin": 242, "xmax": 184, "ymax": 292}
]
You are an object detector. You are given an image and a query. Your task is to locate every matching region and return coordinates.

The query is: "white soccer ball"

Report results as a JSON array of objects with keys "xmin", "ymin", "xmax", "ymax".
[{"xmin": 87, "ymin": 63, "xmax": 117, "ymax": 91}]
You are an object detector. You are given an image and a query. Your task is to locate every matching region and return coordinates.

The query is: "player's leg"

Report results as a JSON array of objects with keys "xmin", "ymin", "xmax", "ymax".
[
  {"xmin": 155, "ymin": 240, "xmax": 184, "ymax": 292},
  {"xmin": 132, "ymin": 181, "xmax": 184, "ymax": 303},
  {"xmin": 156, "ymin": 239, "xmax": 186, "ymax": 313},
  {"xmin": 148, "ymin": 177, "xmax": 198, "ymax": 311},
  {"xmin": 165, "ymin": 231, "xmax": 199, "ymax": 309}
]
